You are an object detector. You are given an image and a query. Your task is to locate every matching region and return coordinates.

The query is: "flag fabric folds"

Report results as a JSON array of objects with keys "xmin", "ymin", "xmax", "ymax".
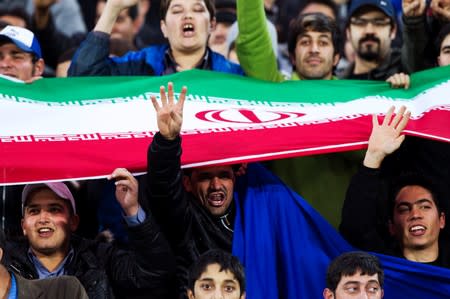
[{"xmin": 233, "ymin": 163, "xmax": 450, "ymax": 299}]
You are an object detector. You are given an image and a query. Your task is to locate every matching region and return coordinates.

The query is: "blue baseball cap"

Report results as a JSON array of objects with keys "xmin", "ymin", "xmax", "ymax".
[
  {"xmin": 0, "ymin": 25, "xmax": 42, "ymax": 59},
  {"xmin": 348, "ymin": 0, "xmax": 395, "ymax": 20}
]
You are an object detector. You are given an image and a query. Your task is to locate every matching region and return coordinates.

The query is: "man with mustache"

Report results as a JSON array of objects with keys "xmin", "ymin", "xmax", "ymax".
[
  {"xmin": 342, "ymin": 0, "xmax": 408, "ymax": 80},
  {"xmin": 147, "ymin": 83, "xmax": 240, "ymax": 299}
]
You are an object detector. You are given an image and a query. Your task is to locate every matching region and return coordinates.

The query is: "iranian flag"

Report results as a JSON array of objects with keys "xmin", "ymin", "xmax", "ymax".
[{"xmin": 1, "ymin": 66, "xmax": 449, "ymax": 184}]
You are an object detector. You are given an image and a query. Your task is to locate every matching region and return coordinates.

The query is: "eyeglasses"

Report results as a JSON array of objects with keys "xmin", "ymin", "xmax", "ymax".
[{"xmin": 350, "ymin": 17, "xmax": 391, "ymax": 27}]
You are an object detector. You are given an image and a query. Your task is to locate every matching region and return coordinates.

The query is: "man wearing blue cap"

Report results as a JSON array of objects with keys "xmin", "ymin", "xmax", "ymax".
[
  {"xmin": 0, "ymin": 25, "xmax": 44, "ymax": 82},
  {"xmin": 342, "ymin": 0, "xmax": 408, "ymax": 80}
]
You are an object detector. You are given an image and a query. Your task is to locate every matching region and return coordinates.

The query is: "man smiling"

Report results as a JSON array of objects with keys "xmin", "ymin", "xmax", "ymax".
[
  {"xmin": 340, "ymin": 107, "xmax": 449, "ymax": 268},
  {"xmin": 3, "ymin": 171, "xmax": 176, "ymax": 298},
  {"xmin": 0, "ymin": 25, "xmax": 44, "ymax": 82}
]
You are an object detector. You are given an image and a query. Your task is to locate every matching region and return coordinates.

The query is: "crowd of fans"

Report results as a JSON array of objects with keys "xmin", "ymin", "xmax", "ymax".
[{"xmin": 0, "ymin": 0, "xmax": 449, "ymax": 298}]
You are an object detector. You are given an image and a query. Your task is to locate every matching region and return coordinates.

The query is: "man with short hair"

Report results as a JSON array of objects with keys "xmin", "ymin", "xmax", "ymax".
[
  {"xmin": 0, "ymin": 229, "xmax": 89, "ymax": 299},
  {"xmin": 342, "ymin": 0, "xmax": 407, "ymax": 80},
  {"xmin": 340, "ymin": 107, "xmax": 450, "ymax": 268},
  {"xmin": 237, "ymin": 0, "xmax": 340, "ymax": 81},
  {"xmin": 323, "ymin": 251, "xmax": 384, "ymax": 299},
  {"xmin": 147, "ymin": 83, "xmax": 240, "ymax": 298},
  {"xmin": 187, "ymin": 249, "xmax": 246, "ymax": 299},
  {"xmin": 0, "ymin": 25, "xmax": 44, "ymax": 81},
  {"xmin": 3, "ymin": 168, "xmax": 176, "ymax": 298}
]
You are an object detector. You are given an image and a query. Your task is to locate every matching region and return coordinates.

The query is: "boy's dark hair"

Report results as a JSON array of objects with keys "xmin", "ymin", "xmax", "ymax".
[
  {"xmin": 288, "ymin": 12, "xmax": 339, "ymax": 57},
  {"xmin": 326, "ymin": 251, "xmax": 384, "ymax": 292},
  {"xmin": 188, "ymin": 249, "xmax": 246, "ymax": 294},
  {"xmin": 388, "ymin": 173, "xmax": 444, "ymax": 220},
  {"xmin": 299, "ymin": 0, "xmax": 338, "ymax": 20},
  {"xmin": 160, "ymin": 0, "xmax": 216, "ymax": 21},
  {"xmin": 436, "ymin": 23, "xmax": 450, "ymax": 53}
]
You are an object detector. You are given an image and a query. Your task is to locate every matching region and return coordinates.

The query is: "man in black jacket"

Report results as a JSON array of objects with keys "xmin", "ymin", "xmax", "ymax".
[
  {"xmin": 340, "ymin": 106, "xmax": 449, "ymax": 268},
  {"xmin": 3, "ymin": 168, "xmax": 176, "ymax": 299},
  {"xmin": 147, "ymin": 83, "xmax": 237, "ymax": 298}
]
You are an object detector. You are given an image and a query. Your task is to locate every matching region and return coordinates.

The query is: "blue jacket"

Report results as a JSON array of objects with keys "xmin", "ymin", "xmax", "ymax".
[{"xmin": 68, "ymin": 31, "xmax": 244, "ymax": 77}]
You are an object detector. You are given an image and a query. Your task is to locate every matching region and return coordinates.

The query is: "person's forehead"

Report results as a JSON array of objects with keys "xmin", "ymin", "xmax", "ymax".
[
  {"xmin": 169, "ymin": 0, "xmax": 207, "ymax": 7},
  {"xmin": 298, "ymin": 30, "xmax": 333, "ymax": 39},
  {"xmin": 395, "ymin": 185, "xmax": 434, "ymax": 203},
  {"xmin": 198, "ymin": 263, "xmax": 238, "ymax": 283},
  {"xmin": 441, "ymin": 34, "xmax": 450, "ymax": 50},
  {"xmin": 193, "ymin": 165, "xmax": 234, "ymax": 174},
  {"xmin": 339, "ymin": 271, "xmax": 379, "ymax": 285},
  {"xmin": 0, "ymin": 41, "xmax": 23, "ymax": 51}
]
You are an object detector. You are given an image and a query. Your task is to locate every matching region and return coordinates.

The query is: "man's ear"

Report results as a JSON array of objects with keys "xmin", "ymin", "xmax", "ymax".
[
  {"xmin": 0, "ymin": 248, "xmax": 3, "ymax": 262},
  {"xmin": 70, "ymin": 214, "xmax": 80, "ymax": 232},
  {"xmin": 323, "ymin": 288, "xmax": 335, "ymax": 299},
  {"xmin": 21, "ymin": 218, "xmax": 27, "ymax": 236},
  {"xmin": 209, "ymin": 17, "xmax": 217, "ymax": 34},
  {"xmin": 390, "ymin": 24, "xmax": 397, "ymax": 40},
  {"xmin": 440, "ymin": 212, "xmax": 446, "ymax": 229},
  {"xmin": 183, "ymin": 176, "xmax": 193, "ymax": 192},
  {"xmin": 240, "ymin": 291, "xmax": 246, "ymax": 299},
  {"xmin": 187, "ymin": 289, "xmax": 195, "ymax": 299},
  {"xmin": 333, "ymin": 53, "xmax": 340, "ymax": 66},
  {"xmin": 33, "ymin": 58, "xmax": 45, "ymax": 77}
]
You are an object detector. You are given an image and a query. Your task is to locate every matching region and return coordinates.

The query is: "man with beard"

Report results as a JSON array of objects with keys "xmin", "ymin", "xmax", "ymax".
[{"xmin": 341, "ymin": 0, "xmax": 408, "ymax": 80}]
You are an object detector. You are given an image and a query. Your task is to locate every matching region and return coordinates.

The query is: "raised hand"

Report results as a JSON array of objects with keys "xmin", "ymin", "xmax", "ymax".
[
  {"xmin": 403, "ymin": 0, "xmax": 427, "ymax": 17},
  {"xmin": 108, "ymin": 168, "xmax": 139, "ymax": 216},
  {"xmin": 363, "ymin": 106, "xmax": 411, "ymax": 168},
  {"xmin": 431, "ymin": 0, "xmax": 450, "ymax": 22},
  {"xmin": 151, "ymin": 82, "xmax": 187, "ymax": 140},
  {"xmin": 94, "ymin": 0, "xmax": 140, "ymax": 34}
]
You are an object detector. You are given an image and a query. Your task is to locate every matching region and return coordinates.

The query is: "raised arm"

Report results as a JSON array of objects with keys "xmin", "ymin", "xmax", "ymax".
[
  {"xmin": 236, "ymin": 0, "xmax": 284, "ymax": 81},
  {"xmin": 95, "ymin": 0, "xmax": 139, "ymax": 34},
  {"xmin": 340, "ymin": 107, "xmax": 410, "ymax": 251},
  {"xmin": 401, "ymin": 0, "xmax": 429, "ymax": 72}
]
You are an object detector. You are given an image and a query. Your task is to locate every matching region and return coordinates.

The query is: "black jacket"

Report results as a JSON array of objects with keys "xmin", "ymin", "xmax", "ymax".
[
  {"xmin": 146, "ymin": 133, "xmax": 234, "ymax": 299},
  {"xmin": 340, "ymin": 158, "xmax": 450, "ymax": 269},
  {"xmin": 4, "ymin": 217, "xmax": 176, "ymax": 299}
]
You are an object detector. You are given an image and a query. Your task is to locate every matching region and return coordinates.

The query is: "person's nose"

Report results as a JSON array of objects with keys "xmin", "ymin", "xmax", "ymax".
[
  {"xmin": 409, "ymin": 206, "xmax": 423, "ymax": 220},
  {"xmin": 210, "ymin": 177, "xmax": 221, "ymax": 190},
  {"xmin": 364, "ymin": 21, "xmax": 375, "ymax": 34}
]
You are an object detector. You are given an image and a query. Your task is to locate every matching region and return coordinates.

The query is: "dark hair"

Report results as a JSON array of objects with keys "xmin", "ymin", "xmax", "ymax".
[
  {"xmin": 188, "ymin": 249, "xmax": 246, "ymax": 295},
  {"xmin": 299, "ymin": 0, "xmax": 338, "ymax": 20},
  {"xmin": 436, "ymin": 23, "xmax": 450, "ymax": 53},
  {"xmin": 0, "ymin": 229, "xmax": 5, "ymax": 248},
  {"xmin": 0, "ymin": 6, "xmax": 31, "ymax": 29},
  {"xmin": 288, "ymin": 13, "xmax": 340, "ymax": 57},
  {"xmin": 326, "ymin": 251, "xmax": 384, "ymax": 292},
  {"xmin": 388, "ymin": 173, "xmax": 444, "ymax": 220},
  {"xmin": 160, "ymin": 0, "xmax": 216, "ymax": 21},
  {"xmin": 183, "ymin": 164, "xmax": 240, "ymax": 177}
]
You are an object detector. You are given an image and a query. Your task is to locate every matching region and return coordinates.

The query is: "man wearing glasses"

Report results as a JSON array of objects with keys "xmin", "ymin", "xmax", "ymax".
[{"xmin": 342, "ymin": 0, "xmax": 409, "ymax": 80}]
